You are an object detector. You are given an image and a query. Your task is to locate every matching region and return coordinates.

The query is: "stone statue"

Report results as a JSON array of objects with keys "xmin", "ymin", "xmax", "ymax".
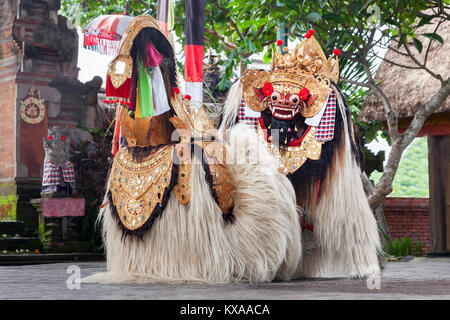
[
  {"xmin": 203, "ymin": 52, "xmax": 225, "ymax": 103},
  {"xmin": 42, "ymin": 126, "xmax": 75, "ymax": 197}
]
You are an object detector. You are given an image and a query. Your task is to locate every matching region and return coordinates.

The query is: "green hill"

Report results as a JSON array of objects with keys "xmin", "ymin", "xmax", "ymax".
[{"xmin": 370, "ymin": 137, "xmax": 429, "ymax": 197}]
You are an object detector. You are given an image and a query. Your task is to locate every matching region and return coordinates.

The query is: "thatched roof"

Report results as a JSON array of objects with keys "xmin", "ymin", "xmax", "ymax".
[{"xmin": 359, "ymin": 16, "xmax": 450, "ymax": 122}]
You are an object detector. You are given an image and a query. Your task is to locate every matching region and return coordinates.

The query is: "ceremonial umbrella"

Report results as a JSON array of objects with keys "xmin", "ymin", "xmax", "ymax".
[{"xmin": 83, "ymin": 14, "xmax": 133, "ymax": 56}]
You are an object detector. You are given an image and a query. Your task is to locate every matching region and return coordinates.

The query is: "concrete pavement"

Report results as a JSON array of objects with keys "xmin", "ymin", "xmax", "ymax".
[{"xmin": 0, "ymin": 257, "xmax": 449, "ymax": 300}]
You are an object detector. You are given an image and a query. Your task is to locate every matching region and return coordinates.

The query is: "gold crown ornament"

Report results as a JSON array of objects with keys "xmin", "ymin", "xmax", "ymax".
[
  {"xmin": 169, "ymin": 91, "xmax": 216, "ymax": 137},
  {"xmin": 242, "ymin": 30, "xmax": 340, "ymax": 119}
]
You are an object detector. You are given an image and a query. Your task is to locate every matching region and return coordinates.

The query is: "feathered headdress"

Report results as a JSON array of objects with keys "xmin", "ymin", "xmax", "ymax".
[{"xmin": 105, "ymin": 15, "xmax": 177, "ymax": 148}]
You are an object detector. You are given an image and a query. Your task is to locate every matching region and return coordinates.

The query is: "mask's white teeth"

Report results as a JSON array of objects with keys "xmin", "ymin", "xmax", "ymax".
[{"xmin": 270, "ymin": 104, "xmax": 301, "ymax": 120}]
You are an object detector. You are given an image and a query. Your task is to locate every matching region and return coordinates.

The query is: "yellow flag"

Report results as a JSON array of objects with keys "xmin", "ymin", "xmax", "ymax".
[{"xmin": 135, "ymin": 85, "xmax": 141, "ymax": 118}]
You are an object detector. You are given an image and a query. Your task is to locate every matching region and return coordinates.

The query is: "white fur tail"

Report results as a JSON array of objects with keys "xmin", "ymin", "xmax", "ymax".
[
  {"xmin": 299, "ymin": 103, "xmax": 382, "ymax": 279},
  {"xmin": 218, "ymin": 79, "xmax": 243, "ymax": 133}
]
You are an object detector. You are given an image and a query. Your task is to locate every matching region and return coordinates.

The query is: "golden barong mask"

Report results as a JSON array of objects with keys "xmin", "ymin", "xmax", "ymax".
[{"xmin": 242, "ymin": 32, "xmax": 339, "ymax": 120}]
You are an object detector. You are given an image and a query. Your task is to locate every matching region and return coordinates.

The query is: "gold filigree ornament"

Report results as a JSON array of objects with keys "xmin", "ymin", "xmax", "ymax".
[
  {"xmin": 241, "ymin": 34, "xmax": 338, "ymax": 118},
  {"xmin": 105, "ymin": 14, "xmax": 174, "ymax": 105},
  {"xmin": 107, "ymin": 55, "xmax": 133, "ymax": 89},
  {"xmin": 257, "ymin": 125, "xmax": 324, "ymax": 175},
  {"xmin": 169, "ymin": 116, "xmax": 192, "ymax": 205},
  {"xmin": 118, "ymin": 105, "xmax": 152, "ymax": 147},
  {"xmin": 20, "ymin": 87, "xmax": 46, "ymax": 125},
  {"xmin": 241, "ymin": 69, "xmax": 271, "ymax": 112},
  {"xmin": 173, "ymin": 161, "xmax": 191, "ymax": 205},
  {"xmin": 107, "ymin": 15, "xmax": 170, "ymax": 87},
  {"xmin": 170, "ymin": 92, "xmax": 216, "ymax": 136},
  {"xmin": 119, "ymin": 15, "xmax": 169, "ymax": 57},
  {"xmin": 109, "ymin": 145, "xmax": 175, "ymax": 231},
  {"xmin": 203, "ymin": 151, "xmax": 235, "ymax": 214},
  {"xmin": 169, "ymin": 93, "xmax": 235, "ymax": 214},
  {"xmin": 271, "ymin": 35, "xmax": 339, "ymax": 83}
]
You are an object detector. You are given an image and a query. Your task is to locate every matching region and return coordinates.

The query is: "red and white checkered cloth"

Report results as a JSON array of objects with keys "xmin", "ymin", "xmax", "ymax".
[
  {"xmin": 316, "ymin": 91, "xmax": 337, "ymax": 142},
  {"xmin": 238, "ymin": 99, "xmax": 259, "ymax": 130},
  {"xmin": 238, "ymin": 92, "xmax": 337, "ymax": 141},
  {"xmin": 42, "ymin": 160, "xmax": 75, "ymax": 186}
]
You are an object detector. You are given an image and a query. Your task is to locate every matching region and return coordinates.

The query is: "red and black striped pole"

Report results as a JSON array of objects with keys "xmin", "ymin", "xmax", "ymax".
[{"xmin": 184, "ymin": 0, "xmax": 206, "ymax": 108}]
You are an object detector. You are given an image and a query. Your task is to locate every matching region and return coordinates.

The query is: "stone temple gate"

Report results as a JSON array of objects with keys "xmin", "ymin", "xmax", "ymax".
[{"xmin": 0, "ymin": 0, "xmax": 102, "ymax": 231}]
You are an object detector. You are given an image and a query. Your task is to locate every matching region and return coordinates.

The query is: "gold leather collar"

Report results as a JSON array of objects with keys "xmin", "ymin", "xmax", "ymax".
[
  {"xmin": 109, "ymin": 145, "xmax": 175, "ymax": 231},
  {"xmin": 257, "ymin": 124, "xmax": 323, "ymax": 175}
]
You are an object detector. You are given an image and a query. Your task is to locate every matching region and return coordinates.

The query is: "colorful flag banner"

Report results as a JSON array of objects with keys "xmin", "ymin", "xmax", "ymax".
[
  {"xmin": 157, "ymin": 0, "xmax": 174, "ymax": 36},
  {"xmin": 184, "ymin": 0, "xmax": 206, "ymax": 109}
]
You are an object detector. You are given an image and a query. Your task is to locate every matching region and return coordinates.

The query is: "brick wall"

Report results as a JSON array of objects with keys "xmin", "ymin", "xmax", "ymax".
[
  {"xmin": 0, "ymin": 0, "xmax": 19, "ymax": 179},
  {"xmin": 0, "ymin": 80, "xmax": 16, "ymax": 179},
  {"xmin": 383, "ymin": 197, "xmax": 431, "ymax": 253}
]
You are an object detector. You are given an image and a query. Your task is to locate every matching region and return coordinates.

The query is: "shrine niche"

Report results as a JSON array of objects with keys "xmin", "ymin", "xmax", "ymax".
[
  {"xmin": 42, "ymin": 126, "xmax": 75, "ymax": 197},
  {"xmin": 32, "ymin": 125, "xmax": 85, "ymax": 248}
]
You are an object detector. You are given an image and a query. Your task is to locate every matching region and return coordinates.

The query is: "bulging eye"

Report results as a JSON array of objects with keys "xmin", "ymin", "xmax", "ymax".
[
  {"xmin": 289, "ymin": 94, "xmax": 300, "ymax": 105},
  {"xmin": 271, "ymin": 92, "xmax": 281, "ymax": 102}
]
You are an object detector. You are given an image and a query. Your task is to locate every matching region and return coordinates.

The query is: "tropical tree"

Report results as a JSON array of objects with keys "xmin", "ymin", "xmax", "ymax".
[
  {"xmin": 283, "ymin": 0, "xmax": 449, "ymax": 210},
  {"xmin": 371, "ymin": 137, "xmax": 429, "ymax": 198}
]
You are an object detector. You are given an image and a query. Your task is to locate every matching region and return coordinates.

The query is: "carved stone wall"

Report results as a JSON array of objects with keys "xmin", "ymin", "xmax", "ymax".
[{"xmin": 0, "ymin": 0, "xmax": 101, "ymax": 227}]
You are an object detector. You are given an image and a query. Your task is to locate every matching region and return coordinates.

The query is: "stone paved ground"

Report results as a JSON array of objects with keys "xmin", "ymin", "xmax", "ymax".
[{"xmin": 0, "ymin": 257, "xmax": 449, "ymax": 300}]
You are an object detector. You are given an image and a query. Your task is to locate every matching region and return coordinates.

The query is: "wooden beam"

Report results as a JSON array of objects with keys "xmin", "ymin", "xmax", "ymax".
[
  {"xmin": 446, "ymin": 161, "xmax": 450, "ymax": 250},
  {"xmin": 428, "ymin": 135, "xmax": 449, "ymax": 253}
]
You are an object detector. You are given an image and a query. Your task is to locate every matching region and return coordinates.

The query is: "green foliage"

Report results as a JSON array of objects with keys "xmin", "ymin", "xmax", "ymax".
[
  {"xmin": 346, "ymin": 86, "xmax": 388, "ymax": 145},
  {"xmin": 0, "ymin": 194, "xmax": 17, "ymax": 221},
  {"xmin": 383, "ymin": 235, "xmax": 424, "ymax": 257},
  {"xmin": 60, "ymin": 0, "xmax": 158, "ymax": 27},
  {"xmin": 370, "ymin": 137, "xmax": 429, "ymax": 197},
  {"xmin": 38, "ymin": 222, "xmax": 52, "ymax": 252},
  {"xmin": 69, "ymin": 124, "xmax": 113, "ymax": 253}
]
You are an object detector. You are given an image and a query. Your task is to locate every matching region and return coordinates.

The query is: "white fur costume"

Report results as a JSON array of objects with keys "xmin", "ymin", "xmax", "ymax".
[
  {"xmin": 83, "ymin": 124, "xmax": 301, "ymax": 284},
  {"xmin": 220, "ymin": 81, "xmax": 381, "ymax": 279},
  {"xmin": 299, "ymin": 92, "xmax": 381, "ymax": 278}
]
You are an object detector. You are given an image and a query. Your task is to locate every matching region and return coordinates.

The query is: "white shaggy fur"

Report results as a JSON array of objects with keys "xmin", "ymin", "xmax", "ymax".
[
  {"xmin": 83, "ymin": 124, "xmax": 301, "ymax": 284},
  {"xmin": 297, "ymin": 87, "xmax": 381, "ymax": 278},
  {"xmin": 298, "ymin": 137, "xmax": 381, "ymax": 278},
  {"xmin": 218, "ymin": 79, "xmax": 243, "ymax": 135}
]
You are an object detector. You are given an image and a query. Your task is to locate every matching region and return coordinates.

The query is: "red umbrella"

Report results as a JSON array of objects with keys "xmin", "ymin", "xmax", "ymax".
[{"xmin": 83, "ymin": 14, "xmax": 134, "ymax": 56}]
